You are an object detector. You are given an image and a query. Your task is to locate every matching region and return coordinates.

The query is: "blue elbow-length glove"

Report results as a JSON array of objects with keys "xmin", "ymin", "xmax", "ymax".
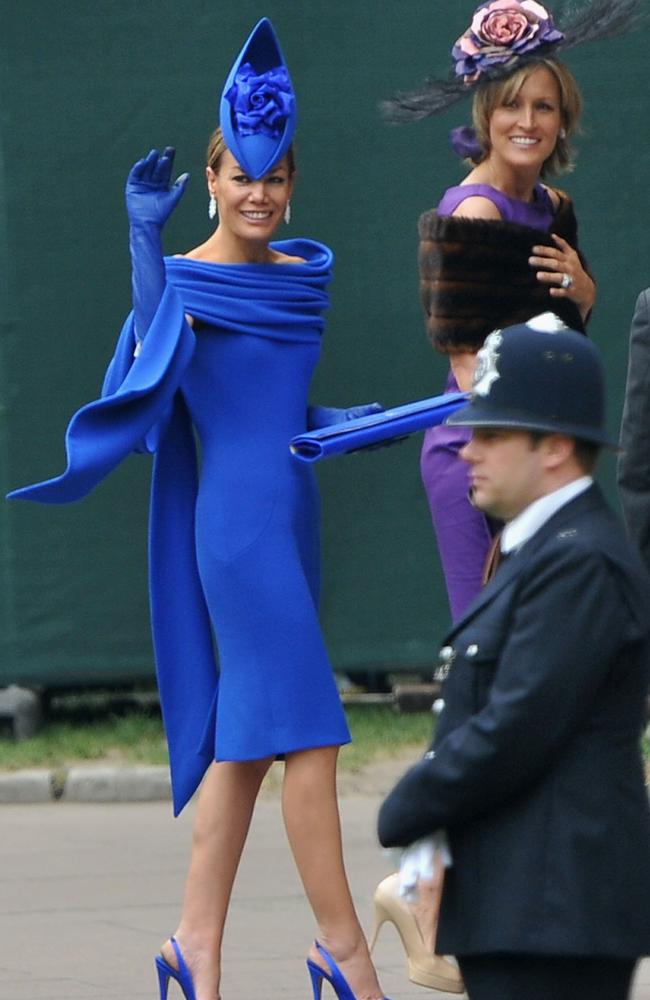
[
  {"xmin": 307, "ymin": 402, "xmax": 384, "ymax": 430},
  {"xmin": 126, "ymin": 146, "xmax": 189, "ymax": 347}
]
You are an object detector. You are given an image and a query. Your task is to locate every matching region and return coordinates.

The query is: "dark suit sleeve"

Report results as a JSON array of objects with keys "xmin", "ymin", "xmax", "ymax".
[
  {"xmin": 378, "ymin": 544, "xmax": 628, "ymax": 847},
  {"xmin": 618, "ymin": 290, "xmax": 650, "ymax": 570}
]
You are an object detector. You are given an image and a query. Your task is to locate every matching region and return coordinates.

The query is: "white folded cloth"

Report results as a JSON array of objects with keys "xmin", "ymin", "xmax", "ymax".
[{"xmin": 386, "ymin": 833, "xmax": 452, "ymax": 902}]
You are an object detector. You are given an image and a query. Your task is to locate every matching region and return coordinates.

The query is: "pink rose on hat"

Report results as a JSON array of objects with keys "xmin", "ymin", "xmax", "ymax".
[
  {"xmin": 452, "ymin": 1, "xmax": 564, "ymax": 83},
  {"xmin": 475, "ymin": 0, "xmax": 546, "ymax": 46}
]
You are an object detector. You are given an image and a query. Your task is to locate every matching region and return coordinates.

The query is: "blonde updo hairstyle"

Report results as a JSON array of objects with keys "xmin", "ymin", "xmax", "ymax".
[
  {"xmin": 206, "ymin": 126, "xmax": 297, "ymax": 176},
  {"xmin": 471, "ymin": 57, "xmax": 582, "ymax": 176}
]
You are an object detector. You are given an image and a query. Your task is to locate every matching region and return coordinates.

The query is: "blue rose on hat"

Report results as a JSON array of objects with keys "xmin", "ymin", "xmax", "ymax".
[{"xmin": 226, "ymin": 63, "xmax": 294, "ymax": 139}]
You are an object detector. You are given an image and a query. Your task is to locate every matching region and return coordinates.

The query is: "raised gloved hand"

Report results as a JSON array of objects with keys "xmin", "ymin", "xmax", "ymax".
[
  {"xmin": 126, "ymin": 147, "xmax": 189, "ymax": 229},
  {"xmin": 307, "ymin": 402, "xmax": 384, "ymax": 430},
  {"xmin": 126, "ymin": 147, "xmax": 189, "ymax": 346}
]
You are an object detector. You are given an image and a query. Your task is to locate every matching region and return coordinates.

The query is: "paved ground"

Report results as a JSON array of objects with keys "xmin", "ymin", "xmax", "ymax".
[
  {"xmin": 3, "ymin": 680, "xmax": 648, "ymax": 1000},
  {"xmin": 2, "ymin": 764, "xmax": 649, "ymax": 1000}
]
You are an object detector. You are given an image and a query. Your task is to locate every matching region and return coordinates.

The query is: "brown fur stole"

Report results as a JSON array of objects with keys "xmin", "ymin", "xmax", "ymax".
[{"xmin": 419, "ymin": 192, "xmax": 589, "ymax": 354}]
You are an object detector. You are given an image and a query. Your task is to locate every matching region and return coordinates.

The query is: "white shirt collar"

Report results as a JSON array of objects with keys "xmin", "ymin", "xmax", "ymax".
[{"xmin": 501, "ymin": 476, "xmax": 593, "ymax": 554}]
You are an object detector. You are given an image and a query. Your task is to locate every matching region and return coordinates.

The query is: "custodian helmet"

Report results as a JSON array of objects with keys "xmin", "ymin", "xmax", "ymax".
[{"xmin": 446, "ymin": 313, "xmax": 616, "ymax": 447}]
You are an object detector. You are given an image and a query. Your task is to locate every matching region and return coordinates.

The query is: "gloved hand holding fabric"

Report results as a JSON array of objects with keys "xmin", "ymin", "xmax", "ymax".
[{"xmin": 307, "ymin": 402, "xmax": 384, "ymax": 429}]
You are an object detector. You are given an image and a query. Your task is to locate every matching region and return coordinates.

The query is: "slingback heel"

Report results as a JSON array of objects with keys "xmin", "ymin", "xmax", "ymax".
[
  {"xmin": 306, "ymin": 940, "xmax": 392, "ymax": 1000},
  {"xmin": 370, "ymin": 873, "xmax": 464, "ymax": 994},
  {"xmin": 155, "ymin": 937, "xmax": 197, "ymax": 1000}
]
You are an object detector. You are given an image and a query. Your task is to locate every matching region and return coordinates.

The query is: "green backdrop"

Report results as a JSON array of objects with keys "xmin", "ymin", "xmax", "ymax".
[{"xmin": 1, "ymin": 1, "xmax": 648, "ymax": 688}]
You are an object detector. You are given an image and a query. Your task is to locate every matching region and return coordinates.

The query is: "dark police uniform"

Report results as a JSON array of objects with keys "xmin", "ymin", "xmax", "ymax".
[{"xmin": 379, "ymin": 317, "xmax": 650, "ymax": 999}]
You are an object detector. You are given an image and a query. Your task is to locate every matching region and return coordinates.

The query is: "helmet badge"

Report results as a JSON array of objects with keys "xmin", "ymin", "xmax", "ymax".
[{"xmin": 473, "ymin": 330, "xmax": 502, "ymax": 397}]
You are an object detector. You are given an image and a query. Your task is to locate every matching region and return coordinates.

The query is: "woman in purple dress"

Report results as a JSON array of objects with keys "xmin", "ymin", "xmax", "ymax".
[
  {"xmin": 420, "ymin": 47, "xmax": 594, "ymax": 619},
  {"xmin": 415, "ymin": 38, "xmax": 595, "ymax": 620}
]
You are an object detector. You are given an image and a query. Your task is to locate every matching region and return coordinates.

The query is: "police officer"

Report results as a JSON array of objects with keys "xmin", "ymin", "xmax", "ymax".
[{"xmin": 378, "ymin": 314, "xmax": 650, "ymax": 1000}]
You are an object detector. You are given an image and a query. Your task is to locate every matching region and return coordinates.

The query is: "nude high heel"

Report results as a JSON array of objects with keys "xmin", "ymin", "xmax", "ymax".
[{"xmin": 369, "ymin": 873, "xmax": 464, "ymax": 994}]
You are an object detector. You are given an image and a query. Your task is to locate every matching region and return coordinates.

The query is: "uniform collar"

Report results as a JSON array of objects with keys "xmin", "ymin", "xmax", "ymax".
[{"xmin": 501, "ymin": 476, "xmax": 593, "ymax": 554}]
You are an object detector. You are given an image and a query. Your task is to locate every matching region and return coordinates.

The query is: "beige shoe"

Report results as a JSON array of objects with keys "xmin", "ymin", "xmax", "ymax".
[{"xmin": 369, "ymin": 873, "xmax": 464, "ymax": 994}]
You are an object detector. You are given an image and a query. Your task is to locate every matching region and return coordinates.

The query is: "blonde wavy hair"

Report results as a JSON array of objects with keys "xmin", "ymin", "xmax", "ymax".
[{"xmin": 471, "ymin": 58, "xmax": 583, "ymax": 176}]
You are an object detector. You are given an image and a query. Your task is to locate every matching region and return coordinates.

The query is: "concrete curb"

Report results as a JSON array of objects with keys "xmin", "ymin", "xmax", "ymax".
[
  {"xmin": 64, "ymin": 765, "xmax": 172, "ymax": 803},
  {"xmin": 3, "ymin": 758, "xmax": 646, "ymax": 805},
  {"xmin": 0, "ymin": 769, "xmax": 54, "ymax": 804},
  {"xmin": 0, "ymin": 752, "xmax": 411, "ymax": 804},
  {"xmin": 0, "ymin": 766, "xmax": 171, "ymax": 804}
]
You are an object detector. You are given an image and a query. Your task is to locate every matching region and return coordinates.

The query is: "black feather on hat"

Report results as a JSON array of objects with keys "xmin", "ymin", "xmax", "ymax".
[{"xmin": 381, "ymin": 0, "xmax": 645, "ymax": 124}]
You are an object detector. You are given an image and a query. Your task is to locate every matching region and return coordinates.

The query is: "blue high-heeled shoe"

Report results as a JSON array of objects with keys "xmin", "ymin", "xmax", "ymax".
[
  {"xmin": 155, "ymin": 937, "xmax": 197, "ymax": 1000},
  {"xmin": 306, "ymin": 941, "xmax": 392, "ymax": 1000}
]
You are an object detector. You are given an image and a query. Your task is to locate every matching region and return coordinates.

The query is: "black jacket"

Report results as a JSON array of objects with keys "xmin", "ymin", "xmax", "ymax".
[
  {"xmin": 379, "ymin": 485, "xmax": 650, "ymax": 958},
  {"xmin": 618, "ymin": 288, "xmax": 650, "ymax": 571}
]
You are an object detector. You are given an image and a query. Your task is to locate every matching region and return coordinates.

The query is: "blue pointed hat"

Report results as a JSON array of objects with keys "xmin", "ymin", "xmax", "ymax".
[{"xmin": 220, "ymin": 18, "xmax": 297, "ymax": 179}]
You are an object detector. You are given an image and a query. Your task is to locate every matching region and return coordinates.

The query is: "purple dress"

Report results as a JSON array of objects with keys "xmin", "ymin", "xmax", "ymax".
[{"xmin": 421, "ymin": 183, "xmax": 555, "ymax": 620}]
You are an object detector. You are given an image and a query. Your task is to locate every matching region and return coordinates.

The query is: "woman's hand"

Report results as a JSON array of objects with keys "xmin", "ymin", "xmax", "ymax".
[
  {"xmin": 126, "ymin": 148, "xmax": 188, "ymax": 344},
  {"xmin": 529, "ymin": 233, "xmax": 595, "ymax": 323},
  {"xmin": 307, "ymin": 402, "xmax": 384, "ymax": 429},
  {"xmin": 125, "ymin": 147, "xmax": 189, "ymax": 230}
]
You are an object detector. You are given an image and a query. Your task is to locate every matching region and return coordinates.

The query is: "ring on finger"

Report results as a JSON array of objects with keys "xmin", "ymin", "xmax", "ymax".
[{"xmin": 560, "ymin": 273, "xmax": 573, "ymax": 289}]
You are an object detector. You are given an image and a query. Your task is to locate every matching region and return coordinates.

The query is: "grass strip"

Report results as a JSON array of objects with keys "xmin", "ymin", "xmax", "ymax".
[
  {"xmin": 0, "ymin": 697, "xmax": 432, "ymax": 773},
  {"xmin": 1, "ymin": 693, "xmax": 646, "ymax": 781}
]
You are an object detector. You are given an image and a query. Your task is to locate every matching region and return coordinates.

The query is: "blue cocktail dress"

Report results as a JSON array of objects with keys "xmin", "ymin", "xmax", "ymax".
[{"xmin": 9, "ymin": 238, "xmax": 351, "ymax": 814}]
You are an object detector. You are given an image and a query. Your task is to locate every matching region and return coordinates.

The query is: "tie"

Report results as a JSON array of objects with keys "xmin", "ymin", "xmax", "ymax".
[{"xmin": 482, "ymin": 531, "xmax": 508, "ymax": 585}]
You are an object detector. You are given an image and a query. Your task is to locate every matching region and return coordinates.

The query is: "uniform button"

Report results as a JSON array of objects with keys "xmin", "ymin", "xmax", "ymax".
[
  {"xmin": 434, "ymin": 645, "xmax": 456, "ymax": 682},
  {"xmin": 466, "ymin": 643, "xmax": 479, "ymax": 657},
  {"xmin": 432, "ymin": 698, "xmax": 445, "ymax": 716}
]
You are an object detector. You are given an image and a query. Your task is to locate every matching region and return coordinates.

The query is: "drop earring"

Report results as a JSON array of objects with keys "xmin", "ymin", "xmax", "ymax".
[
  {"xmin": 284, "ymin": 201, "xmax": 291, "ymax": 225},
  {"xmin": 558, "ymin": 127, "xmax": 566, "ymax": 140},
  {"xmin": 208, "ymin": 195, "xmax": 218, "ymax": 220}
]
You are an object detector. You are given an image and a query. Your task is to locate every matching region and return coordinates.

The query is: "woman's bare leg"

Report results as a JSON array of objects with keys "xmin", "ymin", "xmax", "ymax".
[
  {"xmin": 410, "ymin": 864, "xmax": 445, "ymax": 953},
  {"xmin": 161, "ymin": 756, "xmax": 273, "ymax": 1000},
  {"xmin": 282, "ymin": 745, "xmax": 385, "ymax": 1000}
]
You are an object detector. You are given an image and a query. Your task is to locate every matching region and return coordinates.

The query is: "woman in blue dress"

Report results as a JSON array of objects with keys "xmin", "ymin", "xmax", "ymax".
[{"xmin": 9, "ymin": 19, "xmax": 390, "ymax": 1000}]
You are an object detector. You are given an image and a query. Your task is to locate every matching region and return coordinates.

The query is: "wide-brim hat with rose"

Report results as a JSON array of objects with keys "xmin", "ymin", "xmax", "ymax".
[
  {"xmin": 382, "ymin": 0, "xmax": 643, "ymax": 123},
  {"xmin": 446, "ymin": 312, "xmax": 617, "ymax": 447},
  {"xmin": 220, "ymin": 17, "xmax": 297, "ymax": 179}
]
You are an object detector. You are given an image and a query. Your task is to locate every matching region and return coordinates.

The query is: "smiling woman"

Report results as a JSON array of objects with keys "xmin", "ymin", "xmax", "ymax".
[
  {"xmin": 403, "ymin": 7, "xmax": 597, "ymax": 623},
  {"xmin": 375, "ymin": 1, "xmax": 619, "ymax": 622},
  {"xmin": 472, "ymin": 57, "xmax": 581, "ymax": 176},
  {"xmin": 192, "ymin": 128, "xmax": 302, "ymax": 264},
  {"xmin": 7, "ymin": 16, "xmax": 390, "ymax": 1000}
]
